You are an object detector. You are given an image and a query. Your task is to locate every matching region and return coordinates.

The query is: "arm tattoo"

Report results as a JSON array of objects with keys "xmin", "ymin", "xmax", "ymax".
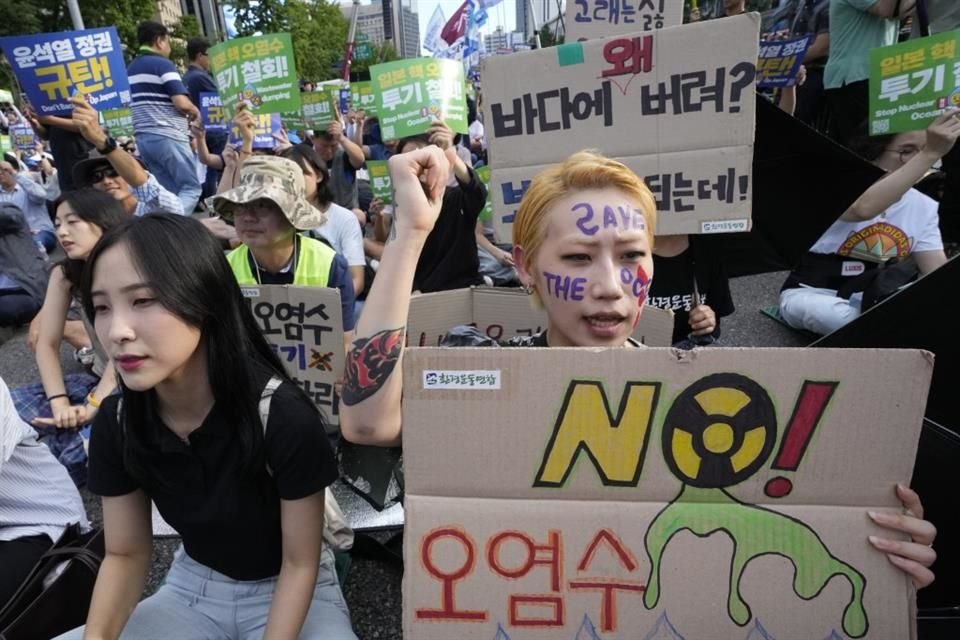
[{"xmin": 342, "ymin": 327, "xmax": 406, "ymax": 406}]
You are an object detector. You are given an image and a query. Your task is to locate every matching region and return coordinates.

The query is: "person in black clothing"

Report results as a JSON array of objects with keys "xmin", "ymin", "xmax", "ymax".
[
  {"xmin": 55, "ymin": 214, "xmax": 355, "ymax": 639},
  {"xmin": 393, "ymin": 121, "xmax": 487, "ymax": 293},
  {"xmin": 0, "ymin": 203, "xmax": 48, "ymax": 327},
  {"xmin": 23, "ymin": 106, "xmax": 92, "ymax": 193},
  {"xmin": 649, "ymin": 234, "xmax": 735, "ymax": 348},
  {"xmin": 182, "ymin": 37, "xmax": 227, "ymax": 199}
]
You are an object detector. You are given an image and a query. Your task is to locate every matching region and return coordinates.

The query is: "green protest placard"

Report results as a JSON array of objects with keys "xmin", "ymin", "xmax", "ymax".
[
  {"xmin": 869, "ymin": 29, "xmax": 960, "ymax": 135},
  {"xmin": 208, "ymin": 33, "xmax": 300, "ymax": 118},
  {"xmin": 371, "ymin": 57, "xmax": 468, "ymax": 140},
  {"xmin": 368, "ymin": 160, "xmax": 392, "ymax": 205},
  {"xmin": 101, "ymin": 107, "xmax": 134, "ymax": 137},
  {"xmin": 476, "ymin": 165, "xmax": 492, "ymax": 222},
  {"xmin": 301, "ymin": 88, "xmax": 338, "ymax": 128},
  {"xmin": 349, "ymin": 81, "xmax": 378, "ymax": 116}
]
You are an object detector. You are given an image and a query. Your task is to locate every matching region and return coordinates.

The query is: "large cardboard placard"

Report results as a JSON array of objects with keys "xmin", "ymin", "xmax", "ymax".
[
  {"xmin": 565, "ymin": 0, "xmax": 684, "ymax": 43},
  {"xmin": 240, "ymin": 285, "xmax": 344, "ymax": 431},
  {"xmin": 482, "ymin": 14, "xmax": 758, "ymax": 239},
  {"xmin": 868, "ymin": 29, "xmax": 960, "ymax": 135},
  {"xmin": 0, "ymin": 27, "xmax": 130, "ymax": 115},
  {"xmin": 402, "ymin": 347, "xmax": 932, "ymax": 639},
  {"xmin": 406, "ymin": 287, "xmax": 673, "ymax": 347},
  {"xmin": 208, "ymin": 33, "xmax": 300, "ymax": 117}
]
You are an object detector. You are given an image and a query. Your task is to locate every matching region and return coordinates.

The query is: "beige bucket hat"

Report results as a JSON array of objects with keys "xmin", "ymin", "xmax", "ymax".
[{"xmin": 211, "ymin": 156, "xmax": 325, "ymax": 230}]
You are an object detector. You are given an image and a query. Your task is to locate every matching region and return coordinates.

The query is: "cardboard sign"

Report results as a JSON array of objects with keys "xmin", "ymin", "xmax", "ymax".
[
  {"xmin": 481, "ymin": 14, "xmax": 759, "ymax": 239},
  {"xmin": 476, "ymin": 165, "xmax": 493, "ymax": 222},
  {"xmin": 402, "ymin": 347, "xmax": 932, "ymax": 639},
  {"xmin": 101, "ymin": 107, "xmax": 133, "ymax": 137},
  {"xmin": 565, "ymin": 0, "xmax": 683, "ymax": 42},
  {"xmin": 406, "ymin": 287, "xmax": 674, "ymax": 348},
  {"xmin": 757, "ymin": 35, "xmax": 812, "ymax": 88},
  {"xmin": 199, "ymin": 92, "xmax": 227, "ymax": 132},
  {"xmin": 371, "ymin": 57, "xmax": 469, "ymax": 140},
  {"xmin": 349, "ymin": 80, "xmax": 378, "ymax": 116},
  {"xmin": 9, "ymin": 124, "xmax": 37, "ymax": 151},
  {"xmin": 228, "ymin": 112, "xmax": 282, "ymax": 150},
  {"xmin": 0, "ymin": 27, "xmax": 130, "ymax": 115},
  {"xmin": 869, "ymin": 29, "xmax": 960, "ymax": 135},
  {"xmin": 208, "ymin": 33, "xmax": 300, "ymax": 118},
  {"xmin": 240, "ymin": 285, "xmax": 344, "ymax": 430},
  {"xmin": 367, "ymin": 160, "xmax": 393, "ymax": 204}
]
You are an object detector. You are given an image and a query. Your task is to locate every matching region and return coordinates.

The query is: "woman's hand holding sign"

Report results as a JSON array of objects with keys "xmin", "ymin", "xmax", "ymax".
[{"xmin": 868, "ymin": 484, "xmax": 937, "ymax": 588}]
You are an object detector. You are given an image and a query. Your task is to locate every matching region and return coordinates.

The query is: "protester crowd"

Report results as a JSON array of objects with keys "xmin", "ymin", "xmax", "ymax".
[{"xmin": 1, "ymin": 2, "xmax": 958, "ymax": 637}]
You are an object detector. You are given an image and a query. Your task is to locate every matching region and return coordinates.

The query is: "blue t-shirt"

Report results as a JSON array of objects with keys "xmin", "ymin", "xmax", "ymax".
[
  {"xmin": 127, "ymin": 50, "xmax": 190, "ymax": 142},
  {"xmin": 182, "ymin": 64, "xmax": 217, "ymax": 108}
]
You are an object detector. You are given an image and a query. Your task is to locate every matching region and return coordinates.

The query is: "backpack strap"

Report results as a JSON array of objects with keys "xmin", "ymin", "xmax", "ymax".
[{"xmin": 259, "ymin": 376, "xmax": 283, "ymax": 476}]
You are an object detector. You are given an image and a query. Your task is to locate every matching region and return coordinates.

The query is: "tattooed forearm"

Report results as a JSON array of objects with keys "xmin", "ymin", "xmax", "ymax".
[{"xmin": 342, "ymin": 327, "xmax": 406, "ymax": 406}]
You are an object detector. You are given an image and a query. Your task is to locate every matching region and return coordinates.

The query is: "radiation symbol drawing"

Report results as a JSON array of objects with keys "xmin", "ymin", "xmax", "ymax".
[{"xmin": 661, "ymin": 373, "xmax": 776, "ymax": 488}]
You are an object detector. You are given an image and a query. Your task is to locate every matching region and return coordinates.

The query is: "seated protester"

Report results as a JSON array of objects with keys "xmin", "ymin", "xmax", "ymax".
[
  {"xmin": 779, "ymin": 111, "xmax": 958, "ymax": 335},
  {"xmin": 649, "ymin": 234, "xmax": 735, "ymax": 348},
  {"xmin": 0, "ymin": 203, "xmax": 48, "ymax": 327},
  {"xmin": 0, "ymin": 376, "xmax": 91, "ymax": 607},
  {"xmin": 0, "ymin": 157, "xmax": 56, "ymax": 253},
  {"xmin": 378, "ymin": 122, "xmax": 487, "ymax": 293},
  {"xmin": 69, "ymin": 95, "xmax": 184, "ymax": 217},
  {"xmin": 283, "ymin": 145, "xmax": 367, "ymax": 296},
  {"xmin": 311, "ymin": 118, "xmax": 365, "ymax": 210},
  {"xmin": 23, "ymin": 151, "xmax": 61, "ymax": 203},
  {"xmin": 355, "ymin": 116, "xmax": 398, "ymax": 162},
  {"xmin": 340, "ymin": 146, "xmax": 939, "ymax": 591},
  {"xmin": 53, "ymin": 215, "xmax": 356, "ymax": 640},
  {"xmin": 212, "ymin": 156, "xmax": 357, "ymax": 342},
  {"xmin": 11, "ymin": 190, "xmax": 125, "ymax": 486},
  {"xmin": 475, "ymin": 221, "xmax": 519, "ymax": 286}
]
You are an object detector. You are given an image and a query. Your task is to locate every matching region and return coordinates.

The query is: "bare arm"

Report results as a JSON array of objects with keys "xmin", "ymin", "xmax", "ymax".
[
  {"xmin": 36, "ymin": 114, "xmax": 81, "ymax": 133},
  {"xmin": 867, "ymin": 0, "xmax": 917, "ymax": 18},
  {"xmin": 804, "ymin": 33, "xmax": 830, "ymax": 63},
  {"xmin": 914, "ymin": 250, "xmax": 947, "ymax": 275},
  {"xmin": 70, "ymin": 97, "xmax": 149, "ymax": 188},
  {"xmin": 191, "ymin": 121, "xmax": 225, "ymax": 170},
  {"xmin": 171, "ymin": 94, "xmax": 200, "ymax": 121},
  {"xmin": 348, "ymin": 265, "xmax": 365, "ymax": 296},
  {"xmin": 842, "ymin": 112, "xmax": 960, "ymax": 222},
  {"xmin": 475, "ymin": 221, "xmax": 514, "ymax": 267},
  {"xmin": 263, "ymin": 492, "xmax": 325, "ymax": 640},
  {"xmin": 34, "ymin": 269, "xmax": 72, "ymax": 402},
  {"xmin": 82, "ymin": 491, "xmax": 153, "ymax": 640},
  {"xmin": 339, "ymin": 133, "xmax": 366, "ymax": 170},
  {"xmin": 340, "ymin": 147, "xmax": 449, "ymax": 446}
]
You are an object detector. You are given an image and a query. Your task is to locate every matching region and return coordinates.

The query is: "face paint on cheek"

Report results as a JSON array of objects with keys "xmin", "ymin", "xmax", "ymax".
[
  {"xmin": 543, "ymin": 271, "xmax": 587, "ymax": 301},
  {"xmin": 630, "ymin": 265, "xmax": 652, "ymax": 330}
]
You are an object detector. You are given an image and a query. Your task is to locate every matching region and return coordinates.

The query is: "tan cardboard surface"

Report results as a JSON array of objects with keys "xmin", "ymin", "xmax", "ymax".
[
  {"xmin": 566, "ymin": 0, "xmax": 685, "ymax": 43},
  {"xmin": 406, "ymin": 287, "xmax": 674, "ymax": 347},
  {"xmin": 241, "ymin": 285, "xmax": 344, "ymax": 430},
  {"xmin": 481, "ymin": 14, "xmax": 759, "ymax": 239},
  {"xmin": 402, "ymin": 347, "xmax": 932, "ymax": 639}
]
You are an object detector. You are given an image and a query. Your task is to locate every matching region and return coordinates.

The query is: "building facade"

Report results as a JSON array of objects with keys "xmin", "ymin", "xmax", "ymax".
[
  {"xmin": 181, "ymin": 0, "xmax": 229, "ymax": 40},
  {"xmin": 340, "ymin": 1, "xmax": 420, "ymax": 58}
]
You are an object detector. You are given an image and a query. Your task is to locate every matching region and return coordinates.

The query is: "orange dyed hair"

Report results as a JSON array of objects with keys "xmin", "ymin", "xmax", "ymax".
[{"xmin": 512, "ymin": 150, "xmax": 657, "ymax": 270}]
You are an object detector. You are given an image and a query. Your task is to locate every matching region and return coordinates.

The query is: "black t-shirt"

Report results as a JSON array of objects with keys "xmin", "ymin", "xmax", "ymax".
[
  {"xmin": 47, "ymin": 124, "xmax": 93, "ymax": 192},
  {"xmin": 648, "ymin": 236, "xmax": 735, "ymax": 344},
  {"xmin": 414, "ymin": 168, "xmax": 487, "ymax": 293},
  {"xmin": 88, "ymin": 368, "xmax": 338, "ymax": 580}
]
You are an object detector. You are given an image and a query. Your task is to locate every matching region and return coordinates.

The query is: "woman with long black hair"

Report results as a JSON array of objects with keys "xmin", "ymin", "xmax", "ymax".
[{"xmin": 55, "ymin": 214, "xmax": 355, "ymax": 639}]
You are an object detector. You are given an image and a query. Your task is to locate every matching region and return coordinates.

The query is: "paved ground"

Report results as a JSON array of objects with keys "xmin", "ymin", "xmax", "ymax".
[{"xmin": 0, "ymin": 271, "xmax": 807, "ymax": 639}]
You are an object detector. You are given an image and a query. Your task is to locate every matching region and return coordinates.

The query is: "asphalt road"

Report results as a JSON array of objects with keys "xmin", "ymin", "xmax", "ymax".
[{"xmin": 0, "ymin": 271, "xmax": 808, "ymax": 640}]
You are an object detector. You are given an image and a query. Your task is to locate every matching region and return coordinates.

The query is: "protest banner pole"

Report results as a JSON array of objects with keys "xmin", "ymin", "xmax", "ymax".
[
  {"xmin": 342, "ymin": 0, "xmax": 361, "ymax": 83},
  {"xmin": 66, "ymin": 0, "xmax": 85, "ymax": 30},
  {"xmin": 527, "ymin": 0, "xmax": 542, "ymax": 48}
]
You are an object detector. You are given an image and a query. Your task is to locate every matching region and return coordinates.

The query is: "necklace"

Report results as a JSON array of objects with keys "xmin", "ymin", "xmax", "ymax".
[{"xmin": 250, "ymin": 237, "xmax": 298, "ymax": 285}]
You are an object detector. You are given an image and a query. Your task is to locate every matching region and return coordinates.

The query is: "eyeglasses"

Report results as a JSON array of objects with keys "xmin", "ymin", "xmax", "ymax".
[
  {"xmin": 885, "ymin": 146, "xmax": 923, "ymax": 164},
  {"xmin": 90, "ymin": 166, "xmax": 119, "ymax": 183}
]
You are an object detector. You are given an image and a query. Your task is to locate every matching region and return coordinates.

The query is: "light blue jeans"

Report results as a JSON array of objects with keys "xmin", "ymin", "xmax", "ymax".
[
  {"xmin": 55, "ymin": 545, "xmax": 356, "ymax": 640},
  {"xmin": 779, "ymin": 286, "xmax": 864, "ymax": 336},
  {"xmin": 136, "ymin": 132, "xmax": 202, "ymax": 215}
]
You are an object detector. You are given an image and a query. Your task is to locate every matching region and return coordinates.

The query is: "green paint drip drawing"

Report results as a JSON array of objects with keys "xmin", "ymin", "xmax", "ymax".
[{"xmin": 643, "ymin": 485, "xmax": 868, "ymax": 638}]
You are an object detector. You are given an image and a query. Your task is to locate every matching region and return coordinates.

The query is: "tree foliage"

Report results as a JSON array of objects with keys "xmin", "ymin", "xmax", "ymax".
[
  {"xmin": 530, "ymin": 25, "xmax": 562, "ymax": 48},
  {"xmin": 349, "ymin": 42, "xmax": 399, "ymax": 76}
]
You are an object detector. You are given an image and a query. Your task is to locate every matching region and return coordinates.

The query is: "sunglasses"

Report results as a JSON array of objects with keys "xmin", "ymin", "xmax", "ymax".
[{"xmin": 90, "ymin": 166, "xmax": 119, "ymax": 184}]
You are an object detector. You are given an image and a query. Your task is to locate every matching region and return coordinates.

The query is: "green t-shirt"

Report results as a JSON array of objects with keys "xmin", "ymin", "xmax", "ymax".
[{"xmin": 824, "ymin": 0, "xmax": 899, "ymax": 89}]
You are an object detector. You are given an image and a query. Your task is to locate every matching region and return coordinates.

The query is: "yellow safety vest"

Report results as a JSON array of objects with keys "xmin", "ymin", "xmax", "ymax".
[{"xmin": 227, "ymin": 236, "xmax": 335, "ymax": 288}]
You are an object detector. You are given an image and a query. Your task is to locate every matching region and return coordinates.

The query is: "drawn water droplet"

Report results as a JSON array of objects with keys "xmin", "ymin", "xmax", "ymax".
[
  {"xmin": 642, "ymin": 611, "xmax": 687, "ymax": 640},
  {"xmin": 744, "ymin": 618, "xmax": 777, "ymax": 640},
  {"xmin": 492, "ymin": 623, "xmax": 512, "ymax": 640},
  {"xmin": 823, "ymin": 632, "xmax": 844, "ymax": 640},
  {"xmin": 574, "ymin": 613, "xmax": 603, "ymax": 640}
]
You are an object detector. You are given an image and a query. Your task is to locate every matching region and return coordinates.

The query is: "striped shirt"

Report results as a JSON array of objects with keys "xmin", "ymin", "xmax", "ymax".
[
  {"xmin": 127, "ymin": 50, "xmax": 190, "ymax": 142},
  {"xmin": 0, "ymin": 378, "xmax": 90, "ymax": 542},
  {"xmin": 131, "ymin": 173, "xmax": 185, "ymax": 216}
]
